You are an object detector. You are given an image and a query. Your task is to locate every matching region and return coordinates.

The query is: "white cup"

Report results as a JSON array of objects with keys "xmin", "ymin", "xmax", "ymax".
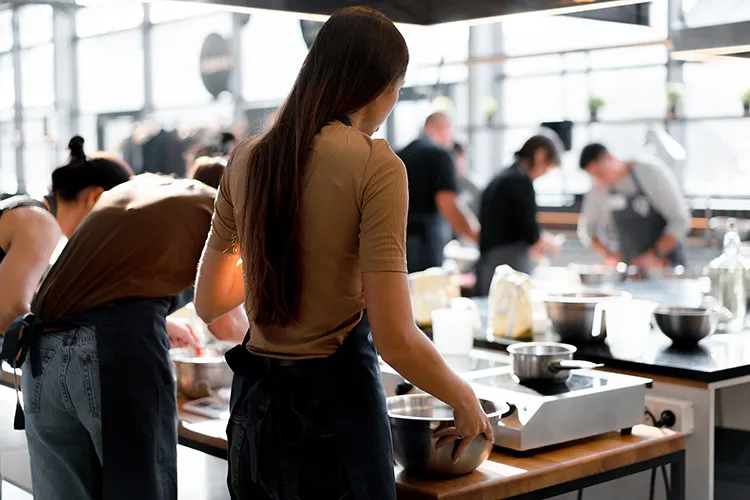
[
  {"xmin": 593, "ymin": 299, "xmax": 657, "ymax": 341},
  {"xmin": 431, "ymin": 307, "xmax": 474, "ymax": 356}
]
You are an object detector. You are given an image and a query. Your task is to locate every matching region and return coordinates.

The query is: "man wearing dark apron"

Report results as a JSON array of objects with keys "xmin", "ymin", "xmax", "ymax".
[
  {"xmin": 1, "ymin": 175, "xmax": 215, "ymax": 500},
  {"xmin": 398, "ymin": 113, "xmax": 478, "ymax": 273},
  {"xmin": 474, "ymin": 135, "xmax": 561, "ymax": 296},
  {"xmin": 578, "ymin": 143, "xmax": 690, "ymax": 268}
]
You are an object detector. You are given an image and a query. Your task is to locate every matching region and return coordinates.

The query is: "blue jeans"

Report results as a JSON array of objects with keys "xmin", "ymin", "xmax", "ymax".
[{"xmin": 22, "ymin": 326, "xmax": 103, "ymax": 500}]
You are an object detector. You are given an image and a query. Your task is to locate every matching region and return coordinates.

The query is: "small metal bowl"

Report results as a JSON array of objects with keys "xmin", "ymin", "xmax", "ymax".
[
  {"xmin": 653, "ymin": 306, "xmax": 716, "ymax": 347},
  {"xmin": 387, "ymin": 394, "xmax": 511, "ymax": 477},
  {"xmin": 569, "ymin": 262, "xmax": 628, "ymax": 286}
]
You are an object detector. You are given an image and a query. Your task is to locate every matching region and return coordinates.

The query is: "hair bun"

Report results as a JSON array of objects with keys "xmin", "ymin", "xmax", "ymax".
[{"xmin": 68, "ymin": 135, "xmax": 86, "ymax": 160}]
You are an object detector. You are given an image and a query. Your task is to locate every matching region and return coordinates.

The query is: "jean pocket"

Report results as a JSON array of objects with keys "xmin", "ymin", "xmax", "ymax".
[
  {"xmin": 79, "ymin": 353, "xmax": 101, "ymax": 419},
  {"xmin": 24, "ymin": 348, "xmax": 56, "ymax": 414}
]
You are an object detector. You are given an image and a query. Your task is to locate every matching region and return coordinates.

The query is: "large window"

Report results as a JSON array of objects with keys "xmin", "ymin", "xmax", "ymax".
[
  {"xmin": 683, "ymin": 0, "xmax": 750, "ymax": 28},
  {"xmin": 0, "ymin": 54, "xmax": 14, "ymax": 110},
  {"xmin": 683, "ymin": 61, "xmax": 750, "ymax": 119},
  {"xmin": 20, "ymin": 44, "xmax": 55, "ymax": 108},
  {"xmin": 0, "ymin": 9, "xmax": 12, "ymax": 53},
  {"xmin": 149, "ymin": 1, "xmax": 223, "ymax": 24},
  {"xmin": 76, "ymin": 3, "xmax": 143, "ymax": 37},
  {"xmin": 18, "ymin": 5, "xmax": 52, "ymax": 48},
  {"xmin": 77, "ymin": 30, "xmax": 144, "ymax": 113},
  {"xmin": 0, "ymin": 115, "xmax": 17, "ymax": 194},
  {"xmin": 683, "ymin": 120, "xmax": 750, "ymax": 197},
  {"xmin": 242, "ymin": 13, "xmax": 308, "ymax": 103},
  {"xmin": 151, "ymin": 14, "xmax": 233, "ymax": 109}
]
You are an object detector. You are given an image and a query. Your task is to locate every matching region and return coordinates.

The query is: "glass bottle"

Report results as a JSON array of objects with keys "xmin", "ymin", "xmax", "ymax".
[{"xmin": 708, "ymin": 220, "xmax": 749, "ymax": 332}]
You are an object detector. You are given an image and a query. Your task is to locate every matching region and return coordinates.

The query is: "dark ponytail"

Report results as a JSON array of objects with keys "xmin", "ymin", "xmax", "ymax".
[
  {"xmin": 239, "ymin": 7, "xmax": 409, "ymax": 327},
  {"xmin": 51, "ymin": 136, "xmax": 133, "ymax": 202}
]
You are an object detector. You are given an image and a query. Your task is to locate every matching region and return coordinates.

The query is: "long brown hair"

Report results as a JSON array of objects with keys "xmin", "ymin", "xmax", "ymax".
[{"xmin": 239, "ymin": 7, "xmax": 409, "ymax": 327}]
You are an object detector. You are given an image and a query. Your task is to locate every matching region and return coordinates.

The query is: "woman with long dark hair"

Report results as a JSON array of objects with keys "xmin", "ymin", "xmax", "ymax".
[{"xmin": 195, "ymin": 7, "xmax": 491, "ymax": 499}]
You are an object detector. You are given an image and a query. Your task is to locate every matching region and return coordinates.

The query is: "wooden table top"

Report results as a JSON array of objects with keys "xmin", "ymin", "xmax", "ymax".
[{"xmin": 176, "ymin": 397, "xmax": 684, "ymax": 500}]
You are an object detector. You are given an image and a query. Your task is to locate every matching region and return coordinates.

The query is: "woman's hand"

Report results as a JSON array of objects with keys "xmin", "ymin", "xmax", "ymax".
[
  {"xmin": 433, "ymin": 382, "xmax": 493, "ymax": 462},
  {"xmin": 166, "ymin": 318, "xmax": 201, "ymax": 349}
]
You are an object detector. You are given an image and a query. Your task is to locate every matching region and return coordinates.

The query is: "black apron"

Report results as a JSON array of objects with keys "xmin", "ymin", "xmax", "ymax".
[
  {"xmin": 225, "ymin": 311, "xmax": 395, "ymax": 500},
  {"xmin": 406, "ymin": 212, "xmax": 450, "ymax": 274},
  {"xmin": 473, "ymin": 242, "xmax": 532, "ymax": 296},
  {"xmin": 2, "ymin": 295, "xmax": 188, "ymax": 500},
  {"xmin": 610, "ymin": 166, "xmax": 686, "ymax": 266}
]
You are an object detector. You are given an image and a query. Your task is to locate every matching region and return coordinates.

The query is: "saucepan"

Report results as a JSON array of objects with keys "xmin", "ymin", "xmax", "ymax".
[{"xmin": 506, "ymin": 342, "xmax": 603, "ymax": 384}]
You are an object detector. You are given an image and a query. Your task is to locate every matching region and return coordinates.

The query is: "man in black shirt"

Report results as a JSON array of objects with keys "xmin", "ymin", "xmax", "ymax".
[
  {"xmin": 398, "ymin": 113, "xmax": 478, "ymax": 273},
  {"xmin": 475, "ymin": 134, "xmax": 561, "ymax": 295}
]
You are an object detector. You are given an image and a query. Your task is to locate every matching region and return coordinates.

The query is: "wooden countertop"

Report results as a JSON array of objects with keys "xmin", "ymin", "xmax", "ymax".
[{"xmin": 176, "ymin": 401, "xmax": 683, "ymax": 500}]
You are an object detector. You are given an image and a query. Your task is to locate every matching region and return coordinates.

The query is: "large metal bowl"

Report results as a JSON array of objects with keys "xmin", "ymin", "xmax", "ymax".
[
  {"xmin": 568, "ymin": 262, "xmax": 628, "ymax": 286},
  {"xmin": 653, "ymin": 306, "xmax": 716, "ymax": 347},
  {"xmin": 544, "ymin": 290, "xmax": 632, "ymax": 344},
  {"xmin": 171, "ymin": 346, "xmax": 233, "ymax": 399},
  {"xmin": 388, "ymin": 394, "xmax": 510, "ymax": 477}
]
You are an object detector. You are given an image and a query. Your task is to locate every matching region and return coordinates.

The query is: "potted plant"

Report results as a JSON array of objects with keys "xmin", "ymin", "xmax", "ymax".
[
  {"xmin": 483, "ymin": 96, "xmax": 498, "ymax": 126},
  {"xmin": 588, "ymin": 96, "xmax": 606, "ymax": 122},
  {"xmin": 667, "ymin": 83, "xmax": 684, "ymax": 120},
  {"xmin": 741, "ymin": 89, "xmax": 750, "ymax": 117}
]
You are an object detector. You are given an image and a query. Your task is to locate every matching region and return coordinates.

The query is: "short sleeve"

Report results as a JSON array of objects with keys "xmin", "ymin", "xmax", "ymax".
[
  {"xmin": 359, "ymin": 141, "xmax": 409, "ymax": 273},
  {"xmin": 206, "ymin": 156, "xmax": 238, "ymax": 253},
  {"xmin": 432, "ymin": 149, "xmax": 458, "ymax": 194}
]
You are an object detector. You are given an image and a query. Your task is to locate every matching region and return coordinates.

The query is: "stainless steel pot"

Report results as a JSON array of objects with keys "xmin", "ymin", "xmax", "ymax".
[
  {"xmin": 653, "ymin": 306, "xmax": 717, "ymax": 347},
  {"xmin": 506, "ymin": 342, "xmax": 603, "ymax": 383},
  {"xmin": 387, "ymin": 394, "xmax": 513, "ymax": 477},
  {"xmin": 171, "ymin": 346, "xmax": 233, "ymax": 399},
  {"xmin": 544, "ymin": 290, "xmax": 632, "ymax": 344}
]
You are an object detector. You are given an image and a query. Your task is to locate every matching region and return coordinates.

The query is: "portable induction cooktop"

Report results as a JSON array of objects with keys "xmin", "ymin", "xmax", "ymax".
[{"xmin": 464, "ymin": 367, "xmax": 651, "ymax": 452}]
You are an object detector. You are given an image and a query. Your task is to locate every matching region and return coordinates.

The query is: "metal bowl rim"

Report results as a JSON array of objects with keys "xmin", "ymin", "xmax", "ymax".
[
  {"xmin": 506, "ymin": 341, "xmax": 577, "ymax": 356},
  {"xmin": 543, "ymin": 290, "xmax": 632, "ymax": 304},
  {"xmin": 386, "ymin": 395, "xmax": 506, "ymax": 421},
  {"xmin": 654, "ymin": 306, "xmax": 712, "ymax": 317}
]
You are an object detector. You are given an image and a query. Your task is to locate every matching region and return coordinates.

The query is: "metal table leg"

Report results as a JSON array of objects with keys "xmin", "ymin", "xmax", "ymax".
[{"xmin": 671, "ymin": 450, "xmax": 686, "ymax": 500}]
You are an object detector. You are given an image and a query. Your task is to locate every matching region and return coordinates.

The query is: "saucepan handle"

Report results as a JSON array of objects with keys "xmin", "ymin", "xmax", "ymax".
[{"xmin": 548, "ymin": 360, "xmax": 604, "ymax": 372}]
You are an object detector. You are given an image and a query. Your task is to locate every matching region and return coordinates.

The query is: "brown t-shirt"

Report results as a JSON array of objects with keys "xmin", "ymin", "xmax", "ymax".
[
  {"xmin": 33, "ymin": 174, "xmax": 216, "ymax": 318},
  {"xmin": 208, "ymin": 120, "xmax": 408, "ymax": 358}
]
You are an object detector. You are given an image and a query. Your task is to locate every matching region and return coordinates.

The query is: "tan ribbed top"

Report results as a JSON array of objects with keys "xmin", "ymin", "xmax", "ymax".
[{"xmin": 208, "ymin": 120, "xmax": 408, "ymax": 358}]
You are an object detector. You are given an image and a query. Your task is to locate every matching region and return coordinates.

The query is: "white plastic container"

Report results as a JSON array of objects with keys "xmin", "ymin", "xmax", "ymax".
[{"xmin": 431, "ymin": 306, "xmax": 474, "ymax": 356}]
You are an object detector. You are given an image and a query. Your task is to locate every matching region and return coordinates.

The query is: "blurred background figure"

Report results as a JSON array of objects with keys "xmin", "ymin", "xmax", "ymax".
[
  {"xmin": 474, "ymin": 134, "xmax": 562, "ymax": 295},
  {"xmin": 399, "ymin": 112, "xmax": 479, "ymax": 273},
  {"xmin": 188, "ymin": 156, "xmax": 227, "ymax": 190}
]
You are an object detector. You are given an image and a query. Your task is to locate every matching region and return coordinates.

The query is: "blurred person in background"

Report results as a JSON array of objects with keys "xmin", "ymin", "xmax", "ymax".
[
  {"xmin": 399, "ymin": 112, "xmax": 479, "ymax": 273},
  {"xmin": 1, "ymin": 136, "xmax": 217, "ymax": 500},
  {"xmin": 474, "ymin": 135, "xmax": 561, "ymax": 295},
  {"xmin": 578, "ymin": 143, "xmax": 690, "ymax": 268},
  {"xmin": 220, "ymin": 131, "xmax": 237, "ymax": 157},
  {"xmin": 194, "ymin": 8, "xmax": 491, "ymax": 500},
  {"xmin": 189, "ymin": 156, "xmax": 227, "ymax": 190}
]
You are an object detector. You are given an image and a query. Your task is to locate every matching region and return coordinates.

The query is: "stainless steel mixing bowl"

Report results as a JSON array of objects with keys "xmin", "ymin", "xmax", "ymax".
[
  {"xmin": 653, "ymin": 306, "xmax": 716, "ymax": 347},
  {"xmin": 171, "ymin": 346, "xmax": 233, "ymax": 399},
  {"xmin": 568, "ymin": 262, "xmax": 628, "ymax": 286},
  {"xmin": 544, "ymin": 290, "xmax": 632, "ymax": 344},
  {"xmin": 388, "ymin": 394, "xmax": 511, "ymax": 477}
]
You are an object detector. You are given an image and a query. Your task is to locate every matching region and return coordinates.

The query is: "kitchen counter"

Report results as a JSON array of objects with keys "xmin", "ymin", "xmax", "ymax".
[
  {"xmin": 471, "ymin": 278, "xmax": 750, "ymax": 384},
  {"xmin": 176, "ymin": 411, "xmax": 685, "ymax": 500}
]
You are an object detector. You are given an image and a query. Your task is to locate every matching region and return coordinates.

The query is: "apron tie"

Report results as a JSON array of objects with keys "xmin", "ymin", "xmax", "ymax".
[{"xmin": 1, "ymin": 313, "xmax": 89, "ymax": 430}]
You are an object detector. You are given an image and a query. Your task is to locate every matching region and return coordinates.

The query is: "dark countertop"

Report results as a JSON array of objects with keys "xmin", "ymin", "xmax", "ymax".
[{"xmin": 470, "ymin": 279, "xmax": 750, "ymax": 384}]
